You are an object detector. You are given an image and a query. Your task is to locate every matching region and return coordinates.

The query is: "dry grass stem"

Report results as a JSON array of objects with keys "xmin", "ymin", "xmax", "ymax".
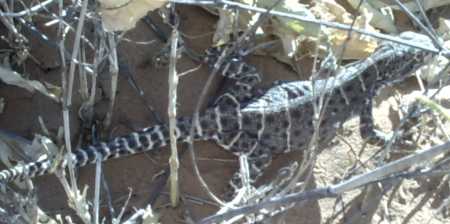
[{"xmin": 168, "ymin": 27, "xmax": 180, "ymax": 207}]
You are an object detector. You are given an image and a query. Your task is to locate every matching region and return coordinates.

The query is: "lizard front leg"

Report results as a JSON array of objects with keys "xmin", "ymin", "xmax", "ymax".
[{"xmin": 359, "ymin": 90, "xmax": 394, "ymax": 145}]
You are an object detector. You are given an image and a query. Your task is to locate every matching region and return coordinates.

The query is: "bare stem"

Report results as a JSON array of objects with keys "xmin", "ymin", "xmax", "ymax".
[
  {"xmin": 168, "ymin": 28, "xmax": 180, "ymax": 207},
  {"xmin": 200, "ymin": 141, "xmax": 450, "ymax": 224}
]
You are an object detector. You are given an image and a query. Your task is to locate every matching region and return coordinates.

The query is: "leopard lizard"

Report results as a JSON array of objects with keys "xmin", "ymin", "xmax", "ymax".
[{"xmin": 0, "ymin": 32, "xmax": 435, "ymax": 188}]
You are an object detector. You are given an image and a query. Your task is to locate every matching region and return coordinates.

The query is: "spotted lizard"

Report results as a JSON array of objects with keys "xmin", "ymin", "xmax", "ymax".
[{"xmin": 0, "ymin": 32, "xmax": 435, "ymax": 189}]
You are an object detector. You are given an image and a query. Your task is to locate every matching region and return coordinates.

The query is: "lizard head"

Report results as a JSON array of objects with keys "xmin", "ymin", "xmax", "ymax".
[
  {"xmin": 398, "ymin": 31, "xmax": 436, "ymax": 61},
  {"xmin": 375, "ymin": 32, "xmax": 436, "ymax": 83}
]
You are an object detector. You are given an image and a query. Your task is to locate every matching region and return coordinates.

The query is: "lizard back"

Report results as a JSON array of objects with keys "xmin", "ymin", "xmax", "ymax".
[
  {"xmin": 0, "ymin": 32, "xmax": 435, "ymax": 184},
  {"xmin": 236, "ymin": 32, "xmax": 433, "ymax": 154}
]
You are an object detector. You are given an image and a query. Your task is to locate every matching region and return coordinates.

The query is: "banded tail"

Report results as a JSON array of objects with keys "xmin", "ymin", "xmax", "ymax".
[{"xmin": 0, "ymin": 116, "xmax": 214, "ymax": 183}]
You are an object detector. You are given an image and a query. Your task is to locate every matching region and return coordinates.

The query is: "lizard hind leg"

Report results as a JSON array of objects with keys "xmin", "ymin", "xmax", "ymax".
[{"xmin": 206, "ymin": 45, "xmax": 262, "ymax": 102}]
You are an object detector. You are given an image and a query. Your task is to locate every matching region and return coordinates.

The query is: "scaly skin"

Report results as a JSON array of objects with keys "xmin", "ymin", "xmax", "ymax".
[{"xmin": 0, "ymin": 32, "xmax": 434, "ymax": 189}]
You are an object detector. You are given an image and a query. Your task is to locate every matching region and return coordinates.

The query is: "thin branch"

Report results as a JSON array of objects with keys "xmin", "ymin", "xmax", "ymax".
[
  {"xmin": 186, "ymin": 39, "xmax": 229, "ymax": 208},
  {"xmin": 392, "ymin": 0, "xmax": 442, "ymax": 50},
  {"xmin": 103, "ymin": 33, "xmax": 119, "ymax": 128},
  {"xmin": 0, "ymin": 0, "xmax": 56, "ymax": 17},
  {"xmin": 200, "ymin": 187, "xmax": 333, "ymax": 224},
  {"xmin": 58, "ymin": 0, "xmax": 76, "ymax": 195},
  {"xmin": 413, "ymin": 0, "xmax": 440, "ymax": 41},
  {"xmin": 168, "ymin": 27, "xmax": 180, "ymax": 207},
  {"xmin": 332, "ymin": 141, "xmax": 450, "ymax": 193},
  {"xmin": 199, "ymin": 141, "xmax": 450, "ymax": 223},
  {"xmin": 65, "ymin": 0, "xmax": 89, "ymax": 106},
  {"xmin": 170, "ymin": 0, "xmax": 444, "ymax": 56},
  {"xmin": 93, "ymin": 152, "xmax": 102, "ymax": 224},
  {"xmin": 184, "ymin": 0, "xmax": 284, "ymax": 209}
]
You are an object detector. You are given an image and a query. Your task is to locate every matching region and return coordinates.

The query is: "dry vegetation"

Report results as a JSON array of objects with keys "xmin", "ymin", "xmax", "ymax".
[{"xmin": 0, "ymin": 0, "xmax": 449, "ymax": 223}]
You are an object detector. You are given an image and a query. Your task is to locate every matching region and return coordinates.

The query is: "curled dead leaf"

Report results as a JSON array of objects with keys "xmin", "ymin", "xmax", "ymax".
[
  {"xmin": 208, "ymin": 0, "xmax": 379, "ymax": 68},
  {"xmin": 311, "ymin": 1, "xmax": 379, "ymax": 60},
  {"xmin": 0, "ymin": 66, "xmax": 61, "ymax": 102},
  {"xmin": 346, "ymin": 0, "xmax": 397, "ymax": 33},
  {"xmin": 99, "ymin": 0, "xmax": 167, "ymax": 31}
]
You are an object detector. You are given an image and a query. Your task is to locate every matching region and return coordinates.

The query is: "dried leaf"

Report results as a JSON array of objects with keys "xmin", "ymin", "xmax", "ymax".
[
  {"xmin": 0, "ymin": 129, "xmax": 32, "ymax": 168},
  {"xmin": 383, "ymin": 0, "xmax": 450, "ymax": 12},
  {"xmin": 416, "ymin": 54, "xmax": 450, "ymax": 85},
  {"xmin": 211, "ymin": 0, "xmax": 318, "ymax": 53},
  {"xmin": 99, "ymin": 0, "xmax": 168, "ymax": 31},
  {"xmin": 416, "ymin": 18, "xmax": 450, "ymax": 84},
  {"xmin": 213, "ymin": 9, "xmax": 240, "ymax": 45},
  {"xmin": 437, "ymin": 18, "xmax": 450, "ymax": 40},
  {"xmin": 122, "ymin": 205, "xmax": 160, "ymax": 224},
  {"xmin": 209, "ymin": 0, "xmax": 378, "ymax": 65},
  {"xmin": 346, "ymin": 0, "xmax": 397, "ymax": 33},
  {"xmin": 311, "ymin": 0, "xmax": 379, "ymax": 59},
  {"xmin": 348, "ymin": 0, "xmax": 450, "ymax": 32},
  {"xmin": 262, "ymin": 0, "xmax": 320, "ymax": 37},
  {"xmin": 0, "ymin": 132, "xmax": 52, "ymax": 168},
  {"xmin": 265, "ymin": 0, "xmax": 320, "ymax": 57},
  {"xmin": 0, "ymin": 66, "xmax": 61, "ymax": 102}
]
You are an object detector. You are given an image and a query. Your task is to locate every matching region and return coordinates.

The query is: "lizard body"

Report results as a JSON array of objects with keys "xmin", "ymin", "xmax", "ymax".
[{"xmin": 0, "ymin": 32, "xmax": 434, "ymax": 187}]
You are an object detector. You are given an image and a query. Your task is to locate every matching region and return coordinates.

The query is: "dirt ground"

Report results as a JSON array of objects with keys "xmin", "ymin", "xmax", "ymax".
[{"xmin": 0, "ymin": 5, "xmax": 449, "ymax": 224}]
